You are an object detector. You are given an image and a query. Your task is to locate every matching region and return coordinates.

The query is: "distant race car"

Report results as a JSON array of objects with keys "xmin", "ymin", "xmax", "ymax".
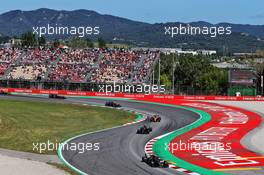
[
  {"xmin": 0, "ymin": 90, "xmax": 10, "ymax": 95},
  {"xmin": 105, "ymin": 101, "xmax": 121, "ymax": 108},
  {"xmin": 142, "ymin": 154, "xmax": 169, "ymax": 168},
  {"xmin": 150, "ymin": 115, "xmax": 161, "ymax": 122},
  {"xmin": 136, "ymin": 125, "xmax": 152, "ymax": 134},
  {"xmin": 48, "ymin": 94, "xmax": 66, "ymax": 99}
]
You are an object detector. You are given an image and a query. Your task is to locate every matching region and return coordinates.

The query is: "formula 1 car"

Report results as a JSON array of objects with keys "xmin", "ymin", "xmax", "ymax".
[
  {"xmin": 150, "ymin": 115, "xmax": 161, "ymax": 122},
  {"xmin": 142, "ymin": 154, "xmax": 169, "ymax": 168},
  {"xmin": 48, "ymin": 94, "xmax": 66, "ymax": 99},
  {"xmin": 0, "ymin": 90, "xmax": 10, "ymax": 95},
  {"xmin": 105, "ymin": 101, "xmax": 121, "ymax": 108},
  {"xmin": 136, "ymin": 125, "xmax": 152, "ymax": 134}
]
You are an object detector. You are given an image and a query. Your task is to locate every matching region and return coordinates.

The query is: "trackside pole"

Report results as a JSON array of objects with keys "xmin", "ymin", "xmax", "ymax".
[{"xmin": 261, "ymin": 75, "xmax": 263, "ymax": 96}]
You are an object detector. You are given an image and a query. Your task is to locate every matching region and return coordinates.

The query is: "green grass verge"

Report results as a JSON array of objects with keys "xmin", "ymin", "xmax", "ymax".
[{"xmin": 0, "ymin": 99, "xmax": 135, "ymax": 154}]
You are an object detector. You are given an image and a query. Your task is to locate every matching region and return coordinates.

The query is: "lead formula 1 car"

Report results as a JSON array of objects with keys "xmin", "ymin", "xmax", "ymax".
[
  {"xmin": 48, "ymin": 94, "xmax": 66, "ymax": 99},
  {"xmin": 105, "ymin": 101, "xmax": 121, "ymax": 108}
]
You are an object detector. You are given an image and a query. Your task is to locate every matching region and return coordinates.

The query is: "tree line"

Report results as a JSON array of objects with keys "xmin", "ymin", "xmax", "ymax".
[
  {"xmin": 19, "ymin": 32, "xmax": 107, "ymax": 48},
  {"xmin": 154, "ymin": 53, "xmax": 228, "ymax": 95}
]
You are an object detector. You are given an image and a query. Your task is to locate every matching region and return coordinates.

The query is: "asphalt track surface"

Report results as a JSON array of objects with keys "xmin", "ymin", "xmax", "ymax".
[
  {"xmin": 0, "ymin": 95, "xmax": 200, "ymax": 175},
  {"xmin": 61, "ymin": 98, "xmax": 200, "ymax": 175}
]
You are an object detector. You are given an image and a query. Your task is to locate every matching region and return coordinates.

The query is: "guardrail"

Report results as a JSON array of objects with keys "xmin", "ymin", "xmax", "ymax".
[{"xmin": 1, "ymin": 87, "xmax": 264, "ymax": 101}]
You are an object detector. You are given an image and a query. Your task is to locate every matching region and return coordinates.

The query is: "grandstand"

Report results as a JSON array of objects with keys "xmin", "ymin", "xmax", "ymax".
[
  {"xmin": 0, "ymin": 48, "xmax": 21, "ymax": 76},
  {"xmin": 0, "ymin": 48, "xmax": 159, "ymax": 84}
]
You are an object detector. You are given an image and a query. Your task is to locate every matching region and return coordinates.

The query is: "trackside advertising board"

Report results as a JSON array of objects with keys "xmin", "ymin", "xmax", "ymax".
[{"xmin": 1, "ymin": 87, "xmax": 264, "ymax": 101}]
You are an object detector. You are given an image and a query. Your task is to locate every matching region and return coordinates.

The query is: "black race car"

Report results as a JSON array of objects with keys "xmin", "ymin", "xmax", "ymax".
[
  {"xmin": 142, "ymin": 154, "xmax": 169, "ymax": 168},
  {"xmin": 105, "ymin": 101, "xmax": 121, "ymax": 108},
  {"xmin": 150, "ymin": 115, "xmax": 161, "ymax": 122},
  {"xmin": 136, "ymin": 125, "xmax": 152, "ymax": 134},
  {"xmin": 0, "ymin": 90, "xmax": 10, "ymax": 95},
  {"xmin": 49, "ymin": 94, "xmax": 66, "ymax": 99}
]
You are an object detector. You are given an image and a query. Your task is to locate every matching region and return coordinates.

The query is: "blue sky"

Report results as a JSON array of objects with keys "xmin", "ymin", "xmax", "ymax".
[{"xmin": 0, "ymin": 0, "xmax": 264, "ymax": 25}]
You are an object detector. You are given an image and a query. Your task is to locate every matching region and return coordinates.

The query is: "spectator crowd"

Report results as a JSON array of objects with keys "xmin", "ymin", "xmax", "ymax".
[
  {"xmin": 0, "ymin": 47, "xmax": 159, "ymax": 83},
  {"xmin": 0, "ymin": 48, "xmax": 21, "ymax": 76}
]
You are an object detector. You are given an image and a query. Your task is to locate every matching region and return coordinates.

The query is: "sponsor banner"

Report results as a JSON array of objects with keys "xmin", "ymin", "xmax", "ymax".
[{"xmin": 1, "ymin": 87, "xmax": 264, "ymax": 101}]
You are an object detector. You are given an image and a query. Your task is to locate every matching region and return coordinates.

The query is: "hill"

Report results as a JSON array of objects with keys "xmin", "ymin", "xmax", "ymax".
[{"xmin": 0, "ymin": 8, "xmax": 264, "ymax": 53}]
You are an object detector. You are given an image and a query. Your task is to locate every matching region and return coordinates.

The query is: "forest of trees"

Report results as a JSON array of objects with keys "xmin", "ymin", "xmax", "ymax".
[
  {"xmin": 19, "ymin": 32, "xmax": 107, "ymax": 48},
  {"xmin": 154, "ymin": 54, "xmax": 228, "ymax": 95}
]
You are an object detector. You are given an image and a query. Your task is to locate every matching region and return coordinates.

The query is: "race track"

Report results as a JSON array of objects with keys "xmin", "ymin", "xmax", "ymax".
[{"xmin": 61, "ymin": 98, "xmax": 200, "ymax": 175}]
